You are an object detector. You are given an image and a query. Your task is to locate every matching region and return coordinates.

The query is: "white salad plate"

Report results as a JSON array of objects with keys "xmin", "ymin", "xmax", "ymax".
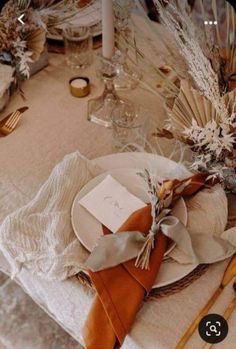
[{"xmin": 71, "ymin": 152, "xmax": 198, "ymax": 289}]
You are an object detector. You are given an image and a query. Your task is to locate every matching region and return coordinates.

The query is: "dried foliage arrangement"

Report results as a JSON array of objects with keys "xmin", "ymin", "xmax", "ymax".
[
  {"xmin": 155, "ymin": 0, "xmax": 236, "ymax": 192},
  {"xmin": 0, "ymin": 1, "xmax": 45, "ymax": 78},
  {"xmin": 123, "ymin": 0, "xmax": 236, "ymax": 192},
  {"xmin": 0, "ymin": 0, "xmax": 78, "ymax": 78}
]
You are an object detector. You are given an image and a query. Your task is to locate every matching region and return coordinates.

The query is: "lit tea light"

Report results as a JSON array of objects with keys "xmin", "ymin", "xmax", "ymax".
[
  {"xmin": 69, "ymin": 77, "xmax": 90, "ymax": 97},
  {"xmin": 71, "ymin": 79, "xmax": 88, "ymax": 89}
]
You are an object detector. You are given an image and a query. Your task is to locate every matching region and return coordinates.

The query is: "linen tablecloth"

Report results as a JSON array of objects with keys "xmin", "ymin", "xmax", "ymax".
[{"xmin": 0, "ymin": 52, "xmax": 236, "ymax": 349}]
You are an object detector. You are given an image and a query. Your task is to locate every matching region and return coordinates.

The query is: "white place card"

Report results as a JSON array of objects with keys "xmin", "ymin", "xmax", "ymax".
[{"xmin": 79, "ymin": 175, "xmax": 146, "ymax": 233}]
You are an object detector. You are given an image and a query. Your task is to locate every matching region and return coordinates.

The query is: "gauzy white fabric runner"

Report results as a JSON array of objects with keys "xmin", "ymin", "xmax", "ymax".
[
  {"xmin": 0, "ymin": 151, "xmax": 236, "ymax": 281},
  {"xmin": 0, "ymin": 152, "xmax": 102, "ymax": 280}
]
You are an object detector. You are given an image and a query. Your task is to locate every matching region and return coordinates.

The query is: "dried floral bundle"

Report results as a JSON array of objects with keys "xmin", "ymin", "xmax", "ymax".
[
  {"xmin": 0, "ymin": 1, "xmax": 46, "ymax": 78},
  {"xmin": 123, "ymin": 0, "xmax": 236, "ymax": 192},
  {"xmin": 0, "ymin": 0, "xmax": 78, "ymax": 78},
  {"xmin": 153, "ymin": 0, "xmax": 236, "ymax": 192}
]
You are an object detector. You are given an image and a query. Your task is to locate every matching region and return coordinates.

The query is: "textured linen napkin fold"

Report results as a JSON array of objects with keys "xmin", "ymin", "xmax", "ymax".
[{"xmin": 83, "ymin": 205, "xmax": 168, "ymax": 349}]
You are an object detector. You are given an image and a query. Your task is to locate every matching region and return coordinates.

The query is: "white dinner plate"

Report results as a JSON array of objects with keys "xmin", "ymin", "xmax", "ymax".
[{"xmin": 71, "ymin": 152, "xmax": 198, "ymax": 289}]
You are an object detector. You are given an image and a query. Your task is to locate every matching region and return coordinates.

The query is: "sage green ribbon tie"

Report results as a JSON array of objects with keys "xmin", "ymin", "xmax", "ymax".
[{"xmin": 85, "ymin": 213, "xmax": 197, "ymax": 272}]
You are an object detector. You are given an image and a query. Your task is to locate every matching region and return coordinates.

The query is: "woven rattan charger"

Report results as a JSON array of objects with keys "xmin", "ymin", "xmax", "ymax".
[{"xmin": 76, "ymin": 263, "xmax": 209, "ymax": 300}]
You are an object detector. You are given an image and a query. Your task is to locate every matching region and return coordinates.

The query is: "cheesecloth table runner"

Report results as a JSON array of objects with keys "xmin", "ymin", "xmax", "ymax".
[{"xmin": 0, "ymin": 152, "xmax": 102, "ymax": 280}]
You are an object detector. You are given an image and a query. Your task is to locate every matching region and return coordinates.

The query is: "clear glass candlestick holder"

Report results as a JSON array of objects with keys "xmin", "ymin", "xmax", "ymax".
[{"xmin": 87, "ymin": 55, "xmax": 123, "ymax": 128}]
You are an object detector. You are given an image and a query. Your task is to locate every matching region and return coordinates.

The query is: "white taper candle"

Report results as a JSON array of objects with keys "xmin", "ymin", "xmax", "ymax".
[{"xmin": 102, "ymin": 0, "xmax": 115, "ymax": 59}]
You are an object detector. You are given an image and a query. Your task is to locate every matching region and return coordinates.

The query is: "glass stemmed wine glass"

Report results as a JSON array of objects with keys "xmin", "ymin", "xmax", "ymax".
[{"xmin": 87, "ymin": 54, "xmax": 125, "ymax": 128}]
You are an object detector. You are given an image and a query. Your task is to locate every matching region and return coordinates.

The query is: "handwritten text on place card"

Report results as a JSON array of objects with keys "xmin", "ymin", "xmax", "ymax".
[{"xmin": 79, "ymin": 175, "xmax": 146, "ymax": 233}]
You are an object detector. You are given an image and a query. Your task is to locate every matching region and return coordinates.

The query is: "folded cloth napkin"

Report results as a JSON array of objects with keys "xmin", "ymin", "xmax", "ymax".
[{"xmin": 83, "ymin": 205, "xmax": 167, "ymax": 349}]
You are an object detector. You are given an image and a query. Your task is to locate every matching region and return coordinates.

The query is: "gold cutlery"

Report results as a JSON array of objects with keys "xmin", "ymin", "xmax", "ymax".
[
  {"xmin": 175, "ymin": 255, "xmax": 236, "ymax": 349},
  {"xmin": 0, "ymin": 107, "xmax": 28, "ymax": 136},
  {"xmin": 202, "ymin": 281, "xmax": 236, "ymax": 349},
  {"xmin": 0, "ymin": 107, "xmax": 28, "ymax": 127}
]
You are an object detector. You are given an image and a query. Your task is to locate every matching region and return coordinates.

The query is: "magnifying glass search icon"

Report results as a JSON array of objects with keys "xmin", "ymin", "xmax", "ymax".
[{"xmin": 209, "ymin": 325, "xmax": 217, "ymax": 333}]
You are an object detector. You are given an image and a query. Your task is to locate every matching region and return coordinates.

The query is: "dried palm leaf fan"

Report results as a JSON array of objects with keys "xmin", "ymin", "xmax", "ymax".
[
  {"xmin": 168, "ymin": 80, "xmax": 219, "ymax": 136},
  {"xmin": 165, "ymin": 80, "xmax": 236, "ymax": 138},
  {"xmin": 165, "ymin": 92, "xmax": 236, "ymax": 147},
  {"xmin": 26, "ymin": 28, "xmax": 46, "ymax": 61}
]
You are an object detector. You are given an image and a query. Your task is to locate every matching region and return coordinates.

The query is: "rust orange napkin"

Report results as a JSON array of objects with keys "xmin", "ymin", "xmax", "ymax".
[
  {"xmin": 82, "ymin": 173, "xmax": 209, "ymax": 349},
  {"xmin": 83, "ymin": 204, "xmax": 167, "ymax": 349}
]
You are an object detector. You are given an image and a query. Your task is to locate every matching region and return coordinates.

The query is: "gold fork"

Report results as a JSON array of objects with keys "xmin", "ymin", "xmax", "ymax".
[
  {"xmin": 0, "ymin": 107, "xmax": 28, "ymax": 127},
  {"xmin": 0, "ymin": 107, "xmax": 28, "ymax": 136}
]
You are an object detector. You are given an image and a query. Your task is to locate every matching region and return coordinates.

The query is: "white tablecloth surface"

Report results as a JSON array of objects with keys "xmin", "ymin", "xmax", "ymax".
[{"xmin": 0, "ymin": 53, "xmax": 236, "ymax": 349}]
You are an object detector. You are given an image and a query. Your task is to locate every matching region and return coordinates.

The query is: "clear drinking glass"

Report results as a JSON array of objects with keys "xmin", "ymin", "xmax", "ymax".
[
  {"xmin": 63, "ymin": 25, "xmax": 92, "ymax": 69},
  {"xmin": 112, "ymin": 101, "xmax": 149, "ymax": 152}
]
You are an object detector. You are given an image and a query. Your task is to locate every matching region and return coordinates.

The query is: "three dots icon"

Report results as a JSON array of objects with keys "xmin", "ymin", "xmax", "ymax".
[{"xmin": 204, "ymin": 20, "xmax": 217, "ymax": 25}]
